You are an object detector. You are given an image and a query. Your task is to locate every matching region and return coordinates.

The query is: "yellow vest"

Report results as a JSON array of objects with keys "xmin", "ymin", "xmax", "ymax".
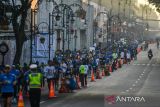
[
  {"xmin": 29, "ymin": 73, "xmax": 42, "ymax": 88},
  {"xmin": 80, "ymin": 65, "xmax": 85, "ymax": 74}
]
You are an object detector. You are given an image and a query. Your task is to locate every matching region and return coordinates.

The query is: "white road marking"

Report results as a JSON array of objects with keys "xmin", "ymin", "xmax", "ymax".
[
  {"xmin": 132, "ymin": 84, "xmax": 136, "ymax": 87},
  {"xmin": 126, "ymin": 90, "xmax": 129, "ymax": 92},
  {"xmin": 130, "ymin": 88, "xmax": 133, "ymax": 90},
  {"xmin": 142, "ymin": 64, "xmax": 145, "ymax": 66},
  {"xmin": 143, "ymin": 71, "xmax": 145, "ymax": 73},
  {"xmin": 40, "ymin": 101, "xmax": 46, "ymax": 104},
  {"xmin": 138, "ymin": 78, "xmax": 140, "ymax": 81},
  {"xmin": 135, "ymin": 81, "xmax": 138, "ymax": 83},
  {"xmin": 139, "ymin": 76, "xmax": 142, "ymax": 78},
  {"xmin": 141, "ymin": 74, "xmax": 144, "ymax": 76}
]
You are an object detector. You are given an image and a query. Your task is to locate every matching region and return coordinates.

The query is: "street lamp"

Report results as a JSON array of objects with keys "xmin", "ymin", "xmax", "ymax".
[
  {"xmin": 53, "ymin": 3, "xmax": 85, "ymax": 52},
  {"xmin": 93, "ymin": 11, "xmax": 109, "ymax": 48},
  {"xmin": 55, "ymin": 14, "xmax": 61, "ymax": 21},
  {"xmin": 30, "ymin": 0, "xmax": 41, "ymax": 64}
]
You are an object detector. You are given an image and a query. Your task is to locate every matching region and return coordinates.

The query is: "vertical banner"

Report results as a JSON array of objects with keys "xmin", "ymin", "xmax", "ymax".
[{"xmin": 32, "ymin": 33, "xmax": 56, "ymax": 63}]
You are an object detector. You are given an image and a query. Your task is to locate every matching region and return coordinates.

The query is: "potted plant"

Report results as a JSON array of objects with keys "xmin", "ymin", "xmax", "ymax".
[{"xmin": 40, "ymin": 37, "xmax": 45, "ymax": 44}]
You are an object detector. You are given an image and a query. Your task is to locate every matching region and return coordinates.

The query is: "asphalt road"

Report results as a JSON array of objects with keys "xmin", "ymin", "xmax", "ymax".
[{"xmin": 12, "ymin": 44, "xmax": 160, "ymax": 107}]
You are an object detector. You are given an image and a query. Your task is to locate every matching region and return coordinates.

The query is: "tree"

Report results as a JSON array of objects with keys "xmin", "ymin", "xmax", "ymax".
[
  {"xmin": 0, "ymin": 0, "xmax": 39, "ymax": 64},
  {"xmin": 148, "ymin": 0, "xmax": 160, "ymax": 12}
]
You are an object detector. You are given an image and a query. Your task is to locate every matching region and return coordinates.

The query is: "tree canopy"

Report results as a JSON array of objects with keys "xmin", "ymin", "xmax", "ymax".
[
  {"xmin": 0, "ymin": 0, "xmax": 35, "ymax": 64},
  {"xmin": 148, "ymin": 0, "xmax": 160, "ymax": 12}
]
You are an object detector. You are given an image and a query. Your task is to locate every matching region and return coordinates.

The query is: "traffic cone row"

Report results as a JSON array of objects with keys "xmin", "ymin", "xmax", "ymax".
[{"xmin": 18, "ymin": 57, "xmax": 132, "ymax": 106}]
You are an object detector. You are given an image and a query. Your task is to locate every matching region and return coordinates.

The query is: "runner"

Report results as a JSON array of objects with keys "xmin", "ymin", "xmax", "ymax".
[{"xmin": 0, "ymin": 65, "xmax": 16, "ymax": 107}]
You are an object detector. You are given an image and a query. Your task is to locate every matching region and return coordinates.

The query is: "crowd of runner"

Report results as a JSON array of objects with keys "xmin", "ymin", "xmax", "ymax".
[{"xmin": 0, "ymin": 44, "xmax": 139, "ymax": 107}]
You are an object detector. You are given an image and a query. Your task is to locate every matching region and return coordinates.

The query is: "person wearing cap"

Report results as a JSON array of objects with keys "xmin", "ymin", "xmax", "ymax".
[
  {"xmin": 0, "ymin": 65, "xmax": 16, "ymax": 107},
  {"xmin": 27, "ymin": 64, "xmax": 42, "ymax": 107}
]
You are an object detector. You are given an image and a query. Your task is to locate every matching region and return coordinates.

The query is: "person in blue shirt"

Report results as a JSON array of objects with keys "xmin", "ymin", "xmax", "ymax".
[
  {"xmin": 10, "ymin": 65, "xmax": 20, "ymax": 103},
  {"xmin": 105, "ymin": 56, "xmax": 110, "ymax": 65},
  {"xmin": 0, "ymin": 65, "xmax": 16, "ymax": 107}
]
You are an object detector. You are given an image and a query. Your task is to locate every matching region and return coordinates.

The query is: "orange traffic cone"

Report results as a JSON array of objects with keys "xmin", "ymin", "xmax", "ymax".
[
  {"xmin": 18, "ymin": 90, "xmax": 24, "ymax": 107},
  {"xmin": 102, "ymin": 69, "xmax": 105, "ymax": 76},
  {"xmin": 116, "ymin": 61, "xmax": 119, "ymax": 69},
  {"xmin": 109, "ymin": 65, "xmax": 112, "ymax": 72},
  {"xmin": 91, "ymin": 69, "xmax": 96, "ymax": 82},
  {"xmin": 59, "ymin": 78, "xmax": 68, "ymax": 93},
  {"xmin": 77, "ymin": 75, "xmax": 80, "ymax": 83},
  {"xmin": 96, "ymin": 69, "xmax": 102, "ymax": 79},
  {"xmin": 49, "ymin": 81, "xmax": 56, "ymax": 98},
  {"xmin": 76, "ymin": 76, "xmax": 81, "ymax": 89},
  {"xmin": 120, "ymin": 59, "xmax": 123, "ymax": 65}
]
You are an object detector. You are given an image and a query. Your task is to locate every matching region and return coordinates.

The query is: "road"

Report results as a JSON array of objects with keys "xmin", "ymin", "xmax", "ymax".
[{"xmin": 13, "ymin": 44, "xmax": 160, "ymax": 107}]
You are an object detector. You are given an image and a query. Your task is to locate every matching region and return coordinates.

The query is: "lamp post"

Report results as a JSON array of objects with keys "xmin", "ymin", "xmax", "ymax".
[
  {"xmin": 30, "ymin": 9, "xmax": 33, "ymax": 64},
  {"xmin": 93, "ymin": 11, "xmax": 109, "ymax": 48},
  {"xmin": 52, "ymin": 3, "xmax": 85, "ymax": 52},
  {"xmin": 74, "ymin": 30, "xmax": 77, "ymax": 51},
  {"xmin": 109, "ymin": 15, "xmax": 121, "ymax": 49},
  {"xmin": 53, "ymin": 4, "xmax": 74, "ymax": 52},
  {"xmin": 30, "ymin": 0, "xmax": 40, "ymax": 64}
]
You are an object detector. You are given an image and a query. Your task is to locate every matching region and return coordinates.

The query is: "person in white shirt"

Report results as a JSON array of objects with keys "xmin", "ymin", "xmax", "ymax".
[
  {"xmin": 96, "ymin": 58, "xmax": 99, "ymax": 66},
  {"xmin": 44, "ymin": 60, "xmax": 55, "ymax": 90},
  {"xmin": 60, "ymin": 60, "xmax": 67, "ymax": 77},
  {"xmin": 120, "ymin": 51, "xmax": 124, "ymax": 59}
]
